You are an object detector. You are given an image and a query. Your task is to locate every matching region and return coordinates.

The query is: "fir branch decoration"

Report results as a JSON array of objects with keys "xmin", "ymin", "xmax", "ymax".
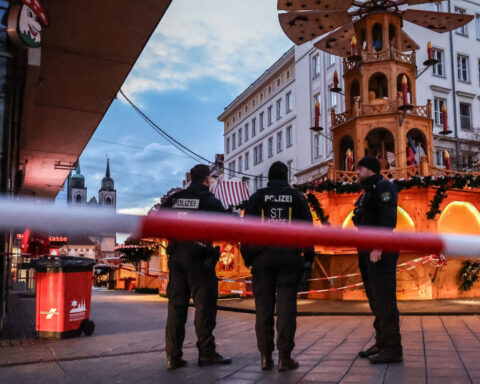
[
  {"xmin": 458, "ymin": 260, "xmax": 480, "ymax": 292},
  {"xmin": 295, "ymin": 174, "xmax": 480, "ymax": 221},
  {"xmin": 307, "ymin": 193, "xmax": 330, "ymax": 224},
  {"xmin": 426, "ymin": 185, "xmax": 448, "ymax": 220},
  {"xmin": 117, "ymin": 237, "xmax": 155, "ymax": 267}
]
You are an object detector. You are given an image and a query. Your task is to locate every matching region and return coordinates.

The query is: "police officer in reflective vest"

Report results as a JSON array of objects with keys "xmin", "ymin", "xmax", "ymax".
[
  {"xmin": 242, "ymin": 161, "xmax": 314, "ymax": 372},
  {"xmin": 353, "ymin": 157, "xmax": 403, "ymax": 364},
  {"xmin": 162, "ymin": 164, "xmax": 232, "ymax": 370}
]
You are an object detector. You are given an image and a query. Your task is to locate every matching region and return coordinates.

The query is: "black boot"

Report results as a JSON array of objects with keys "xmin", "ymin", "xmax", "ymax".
[
  {"xmin": 278, "ymin": 352, "xmax": 299, "ymax": 372},
  {"xmin": 198, "ymin": 352, "xmax": 232, "ymax": 367},
  {"xmin": 261, "ymin": 354, "xmax": 274, "ymax": 371},
  {"xmin": 368, "ymin": 349, "xmax": 403, "ymax": 364},
  {"xmin": 358, "ymin": 344, "xmax": 381, "ymax": 358},
  {"xmin": 166, "ymin": 356, "xmax": 187, "ymax": 370}
]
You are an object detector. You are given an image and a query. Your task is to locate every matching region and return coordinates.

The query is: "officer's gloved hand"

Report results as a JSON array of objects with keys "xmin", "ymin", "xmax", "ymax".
[
  {"xmin": 298, "ymin": 262, "xmax": 312, "ymax": 292},
  {"xmin": 204, "ymin": 246, "xmax": 220, "ymax": 269}
]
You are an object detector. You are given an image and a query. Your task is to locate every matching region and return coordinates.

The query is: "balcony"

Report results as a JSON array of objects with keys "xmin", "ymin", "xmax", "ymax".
[
  {"xmin": 331, "ymin": 99, "xmax": 432, "ymax": 128},
  {"xmin": 343, "ymin": 48, "xmax": 416, "ymax": 72}
]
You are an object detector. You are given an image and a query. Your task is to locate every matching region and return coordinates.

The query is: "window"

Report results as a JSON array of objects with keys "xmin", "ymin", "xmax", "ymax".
[
  {"xmin": 238, "ymin": 128, "xmax": 243, "ymax": 146},
  {"xmin": 267, "ymin": 106, "xmax": 273, "ymax": 125},
  {"xmin": 254, "ymin": 144, "xmax": 263, "ymax": 165},
  {"xmin": 286, "ymin": 92, "xmax": 293, "ymax": 113},
  {"xmin": 286, "ymin": 126, "xmax": 293, "ymax": 147},
  {"xmin": 287, "ymin": 160, "xmax": 293, "ymax": 181},
  {"xmin": 328, "ymin": 54, "xmax": 336, "ymax": 67},
  {"xmin": 252, "ymin": 118, "xmax": 256, "ymax": 137},
  {"xmin": 478, "ymin": 60, "xmax": 480, "ymax": 85},
  {"xmin": 312, "ymin": 54, "xmax": 320, "ymax": 77},
  {"xmin": 245, "ymin": 152, "xmax": 250, "ymax": 170},
  {"xmin": 226, "ymin": 138, "xmax": 230, "ymax": 154},
  {"xmin": 228, "ymin": 161, "xmax": 236, "ymax": 178},
  {"xmin": 276, "ymin": 99, "xmax": 282, "ymax": 120},
  {"xmin": 314, "ymin": 134, "xmax": 321, "ymax": 158},
  {"xmin": 260, "ymin": 112, "xmax": 264, "ymax": 131},
  {"xmin": 476, "ymin": 14, "xmax": 480, "ymax": 40},
  {"xmin": 432, "ymin": 49, "xmax": 444, "ymax": 77},
  {"xmin": 457, "ymin": 54, "xmax": 470, "ymax": 82},
  {"xmin": 238, "ymin": 156, "xmax": 242, "ymax": 173},
  {"xmin": 232, "ymin": 133, "xmax": 236, "ymax": 150},
  {"xmin": 460, "ymin": 102, "xmax": 472, "ymax": 130},
  {"xmin": 456, "ymin": 8, "xmax": 468, "ymax": 36},
  {"xmin": 254, "ymin": 175, "xmax": 263, "ymax": 191},
  {"xmin": 436, "ymin": 150, "xmax": 445, "ymax": 166},
  {"xmin": 244, "ymin": 123, "xmax": 249, "ymax": 142},
  {"xmin": 277, "ymin": 132, "xmax": 283, "ymax": 153},
  {"xmin": 268, "ymin": 137, "xmax": 274, "ymax": 158},
  {"xmin": 431, "ymin": 2, "xmax": 441, "ymax": 12},
  {"xmin": 329, "ymin": 85, "xmax": 337, "ymax": 107},
  {"xmin": 434, "ymin": 98, "xmax": 446, "ymax": 125}
]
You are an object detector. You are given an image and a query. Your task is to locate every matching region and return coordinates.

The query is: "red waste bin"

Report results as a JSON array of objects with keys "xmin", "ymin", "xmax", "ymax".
[{"xmin": 32, "ymin": 256, "xmax": 96, "ymax": 339}]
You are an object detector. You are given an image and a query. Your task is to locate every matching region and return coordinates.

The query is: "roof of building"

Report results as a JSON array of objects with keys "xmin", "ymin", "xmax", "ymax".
[
  {"xmin": 71, "ymin": 162, "xmax": 84, "ymax": 179},
  {"xmin": 65, "ymin": 234, "xmax": 96, "ymax": 246}
]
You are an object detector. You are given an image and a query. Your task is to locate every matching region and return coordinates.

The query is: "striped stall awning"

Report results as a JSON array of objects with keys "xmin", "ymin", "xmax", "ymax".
[{"xmin": 212, "ymin": 181, "xmax": 250, "ymax": 210}]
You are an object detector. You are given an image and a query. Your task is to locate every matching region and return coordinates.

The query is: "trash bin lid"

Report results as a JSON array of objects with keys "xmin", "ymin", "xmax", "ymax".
[{"xmin": 32, "ymin": 255, "xmax": 96, "ymax": 273}]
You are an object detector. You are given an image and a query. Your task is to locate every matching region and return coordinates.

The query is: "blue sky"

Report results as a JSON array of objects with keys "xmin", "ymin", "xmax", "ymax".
[{"xmin": 58, "ymin": 0, "xmax": 293, "ymax": 214}]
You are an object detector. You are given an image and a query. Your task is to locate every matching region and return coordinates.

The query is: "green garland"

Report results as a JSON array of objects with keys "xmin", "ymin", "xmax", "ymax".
[
  {"xmin": 426, "ymin": 185, "xmax": 447, "ymax": 220},
  {"xmin": 307, "ymin": 193, "xmax": 330, "ymax": 224},
  {"xmin": 296, "ymin": 174, "xmax": 480, "ymax": 221},
  {"xmin": 119, "ymin": 238, "xmax": 155, "ymax": 266},
  {"xmin": 458, "ymin": 260, "xmax": 480, "ymax": 292}
]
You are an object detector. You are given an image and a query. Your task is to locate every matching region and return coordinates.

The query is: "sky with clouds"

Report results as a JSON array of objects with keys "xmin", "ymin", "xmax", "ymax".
[{"xmin": 56, "ymin": 0, "xmax": 292, "ymax": 215}]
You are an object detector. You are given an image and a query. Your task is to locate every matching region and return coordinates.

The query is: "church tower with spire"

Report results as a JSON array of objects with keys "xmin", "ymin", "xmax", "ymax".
[
  {"xmin": 98, "ymin": 158, "xmax": 116, "ymax": 208},
  {"xmin": 68, "ymin": 161, "xmax": 87, "ymax": 204}
]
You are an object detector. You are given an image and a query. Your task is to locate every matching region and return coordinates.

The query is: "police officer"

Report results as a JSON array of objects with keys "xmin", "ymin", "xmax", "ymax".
[
  {"xmin": 242, "ymin": 161, "xmax": 314, "ymax": 372},
  {"xmin": 162, "ymin": 164, "xmax": 232, "ymax": 370},
  {"xmin": 353, "ymin": 156, "xmax": 403, "ymax": 364}
]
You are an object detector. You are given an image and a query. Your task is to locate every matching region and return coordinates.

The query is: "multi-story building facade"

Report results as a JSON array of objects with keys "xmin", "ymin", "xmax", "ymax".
[{"xmin": 218, "ymin": 1, "xmax": 480, "ymax": 189}]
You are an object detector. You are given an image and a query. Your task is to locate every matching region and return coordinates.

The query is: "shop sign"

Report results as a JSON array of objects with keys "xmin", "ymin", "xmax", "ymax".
[{"xmin": 7, "ymin": 0, "xmax": 48, "ymax": 48}]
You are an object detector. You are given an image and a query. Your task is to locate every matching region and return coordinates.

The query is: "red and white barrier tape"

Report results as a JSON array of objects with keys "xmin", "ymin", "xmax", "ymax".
[
  {"xmin": 1, "ymin": 199, "xmax": 480, "ymax": 257},
  {"xmin": 101, "ymin": 253, "xmax": 439, "ymax": 296},
  {"xmin": 307, "ymin": 255, "xmax": 441, "ymax": 282},
  {"xmin": 216, "ymin": 255, "xmax": 442, "ymax": 284},
  {"xmin": 298, "ymin": 256, "xmax": 436, "ymax": 295}
]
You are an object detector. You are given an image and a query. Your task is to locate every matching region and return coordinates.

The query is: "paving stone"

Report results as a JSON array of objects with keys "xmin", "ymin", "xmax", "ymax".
[{"xmin": 2, "ymin": 291, "xmax": 480, "ymax": 383}]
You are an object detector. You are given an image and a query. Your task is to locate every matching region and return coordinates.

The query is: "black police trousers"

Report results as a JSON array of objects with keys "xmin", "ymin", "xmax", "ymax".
[
  {"xmin": 252, "ymin": 264, "xmax": 300, "ymax": 356},
  {"xmin": 358, "ymin": 251, "xmax": 402, "ymax": 352},
  {"xmin": 165, "ymin": 256, "xmax": 218, "ymax": 359}
]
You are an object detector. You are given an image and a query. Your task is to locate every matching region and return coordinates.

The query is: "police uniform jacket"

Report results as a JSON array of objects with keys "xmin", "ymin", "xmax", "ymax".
[
  {"xmin": 241, "ymin": 179, "xmax": 314, "ymax": 269},
  {"xmin": 352, "ymin": 173, "xmax": 398, "ymax": 229},
  {"xmin": 162, "ymin": 182, "xmax": 225, "ymax": 263}
]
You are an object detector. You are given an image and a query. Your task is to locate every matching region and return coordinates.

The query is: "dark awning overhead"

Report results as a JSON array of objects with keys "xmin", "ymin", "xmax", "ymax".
[{"xmin": 19, "ymin": 0, "xmax": 172, "ymax": 197}]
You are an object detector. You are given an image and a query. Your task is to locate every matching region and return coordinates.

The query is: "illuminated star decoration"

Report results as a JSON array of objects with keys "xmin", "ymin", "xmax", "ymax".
[{"xmin": 71, "ymin": 299, "xmax": 78, "ymax": 307}]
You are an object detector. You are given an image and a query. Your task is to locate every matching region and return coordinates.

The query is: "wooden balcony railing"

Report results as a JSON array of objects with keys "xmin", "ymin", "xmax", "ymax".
[
  {"xmin": 331, "ymin": 99, "xmax": 432, "ymax": 128},
  {"xmin": 343, "ymin": 48, "xmax": 416, "ymax": 72},
  {"xmin": 429, "ymin": 166, "xmax": 480, "ymax": 178},
  {"xmin": 330, "ymin": 165, "xmax": 419, "ymax": 183},
  {"xmin": 332, "ymin": 109, "xmax": 353, "ymax": 126}
]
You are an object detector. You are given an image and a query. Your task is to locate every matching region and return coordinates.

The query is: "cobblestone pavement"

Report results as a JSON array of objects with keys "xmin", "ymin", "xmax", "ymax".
[{"xmin": 1, "ymin": 290, "xmax": 480, "ymax": 383}]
